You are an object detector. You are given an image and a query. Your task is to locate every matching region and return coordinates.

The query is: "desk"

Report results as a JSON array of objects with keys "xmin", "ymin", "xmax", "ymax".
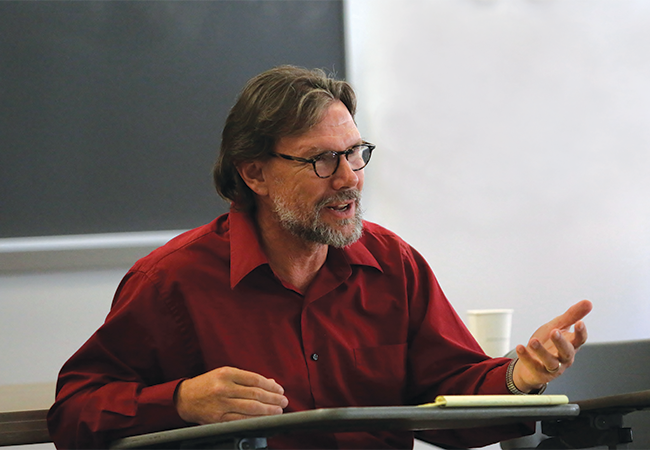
[
  {"xmin": 0, "ymin": 409, "xmax": 50, "ymax": 447},
  {"xmin": 539, "ymin": 390, "xmax": 650, "ymax": 449},
  {"xmin": 110, "ymin": 404, "xmax": 579, "ymax": 449}
]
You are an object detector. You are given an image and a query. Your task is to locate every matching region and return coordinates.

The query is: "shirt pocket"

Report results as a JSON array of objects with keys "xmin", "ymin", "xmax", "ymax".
[{"xmin": 352, "ymin": 343, "xmax": 407, "ymax": 405}]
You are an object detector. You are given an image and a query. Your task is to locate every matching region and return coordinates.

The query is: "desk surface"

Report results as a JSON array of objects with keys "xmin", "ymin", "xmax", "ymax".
[
  {"xmin": 110, "ymin": 404, "xmax": 580, "ymax": 449},
  {"xmin": 576, "ymin": 389, "xmax": 650, "ymax": 413}
]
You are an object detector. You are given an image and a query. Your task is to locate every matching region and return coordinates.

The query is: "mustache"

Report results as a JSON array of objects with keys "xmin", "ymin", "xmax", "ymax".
[{"xmin": 315, "ymin": 189, "xmax": 362, "ymax": 210}]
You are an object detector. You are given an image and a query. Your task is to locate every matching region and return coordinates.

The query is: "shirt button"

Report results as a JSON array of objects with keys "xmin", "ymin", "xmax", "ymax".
[{"xmin": 311, "ymin": 353, "xmax": 319, "ymax": 361}]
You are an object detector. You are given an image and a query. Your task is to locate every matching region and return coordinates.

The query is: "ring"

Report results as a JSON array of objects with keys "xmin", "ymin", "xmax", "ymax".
[{"xmin": 546, "ymin": 362, "xmax": 561, "ymax": 374}]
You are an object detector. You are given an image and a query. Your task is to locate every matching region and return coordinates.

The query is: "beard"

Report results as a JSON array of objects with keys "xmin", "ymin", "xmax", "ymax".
[{"xmin": 272, "ymin": 189, "xmax": 364, "ymax": 248}]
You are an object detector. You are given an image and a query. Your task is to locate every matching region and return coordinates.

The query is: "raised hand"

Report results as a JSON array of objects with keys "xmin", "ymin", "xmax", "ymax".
[{"xmin": 512, "ymin": 300, "xmax": 593, "ymax": 392}]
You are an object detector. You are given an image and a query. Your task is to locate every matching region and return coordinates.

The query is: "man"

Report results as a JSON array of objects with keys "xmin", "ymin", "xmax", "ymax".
[{"xmin": 47, "ymin": 66, "xmax": 592, "ymax": 449}]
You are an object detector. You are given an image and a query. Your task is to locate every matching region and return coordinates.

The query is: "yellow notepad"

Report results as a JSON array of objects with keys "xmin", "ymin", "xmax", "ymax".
[{"xmin": 419, "ymin": 395, "xmax": 569, "ymax": 408}]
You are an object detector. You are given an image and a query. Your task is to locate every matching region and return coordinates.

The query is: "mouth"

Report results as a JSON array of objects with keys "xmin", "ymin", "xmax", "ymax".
[
  {"xmin": 317, "ymin": 190, "xmax": 361, "ymax": 220},
  {"xmin": 322, "ymin": 199, "xmax": 357, "ymax": 223},
  {"xmin": 327, "ymin": 202, "xmax": 353, "ymax": 212}
]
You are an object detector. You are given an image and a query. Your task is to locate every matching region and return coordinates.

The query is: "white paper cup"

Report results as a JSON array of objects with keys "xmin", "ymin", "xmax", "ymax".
[{"xmin": 467, "ymin": 309, "xmax": 514, "ymax": 357}]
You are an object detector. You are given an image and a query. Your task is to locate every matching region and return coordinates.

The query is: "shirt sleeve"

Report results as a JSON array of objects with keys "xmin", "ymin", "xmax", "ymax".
[
  {"xmin": 402, "ymin": 244, "xmax": 534, "ymax": 447},
  {"xmin": 47, "ymin": 270, "xmax": 203, "ymax": 449}
]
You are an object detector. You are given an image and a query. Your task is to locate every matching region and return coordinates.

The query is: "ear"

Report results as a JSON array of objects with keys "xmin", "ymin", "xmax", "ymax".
[{"xmin": 236, "ymin": 159, "xmax": 269, "ymax": 197}]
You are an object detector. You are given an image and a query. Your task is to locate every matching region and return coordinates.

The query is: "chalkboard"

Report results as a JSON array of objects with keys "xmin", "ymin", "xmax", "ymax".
[{"xmin": 0, "ymin": 0, "xmax": 346, "ymax": 238}]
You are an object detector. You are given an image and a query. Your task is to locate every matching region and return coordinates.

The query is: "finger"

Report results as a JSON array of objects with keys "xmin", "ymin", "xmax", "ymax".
[
  {"xmin": 551, "ymin": 300, "xmax": 593, "ymax": 330},
  {"xmin": 550, "ymin": 329, "xmax": 575, "ymax": 365},
  {"xmin": 528, "ymin": 337, "xmax": 562, "ymax": 374},
  {"xmin": 516, "ymin": 344, "xmax": 545, "ymax": 375},
  {"xmin": 571, "ymin": 320, "xmax": 588, "ymax": 349},
  {"xmin": 218, "ymin": 399, "xmax": 283, "ymax": 422},
  {"xmin": 212, "ymin": 367, "xmax": 288, "ymax": 408},
  {"xmin": 228, "ymin": 367, "xmax": 285, "ymax": 395},
  {"xmin": 515, "ymin": 345, "xmax": 537, "ymax": 370},
  {"xmin": 221, "ymin": 403, "xmax": 284, "ymax": 422},
  {"xmin": 221, "ymin": 412, "xmax": 262, "ymax": 422},
  {"xmin": 225, "ymin": 397, "xmax": 286, "ymax": 418},
  {"xmin": 229, "ymin": 384, "xmax": 289, "ymax": 408},
  {"xmin": 515, "ymin": 344, "xmax": 553, "ymax": 387}
]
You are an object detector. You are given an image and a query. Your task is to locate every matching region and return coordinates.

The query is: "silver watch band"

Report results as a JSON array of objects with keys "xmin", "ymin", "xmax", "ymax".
[{"xmin": 506, "ymin": 357, "xmax": 547, "ymax": 395}]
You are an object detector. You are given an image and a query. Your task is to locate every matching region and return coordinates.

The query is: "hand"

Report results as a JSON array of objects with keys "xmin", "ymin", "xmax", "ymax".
[
  {"xmin": 512, "ymin": 299, "xmax": 593, "ymax": 393},
  {"xmin": 174, "ymin": 366, "xmax": 289, "ymax": 424}
]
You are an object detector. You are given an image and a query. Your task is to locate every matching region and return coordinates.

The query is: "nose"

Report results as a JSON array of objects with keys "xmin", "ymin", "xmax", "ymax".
[{"xmin": 331, "ymin": 155, "xmax": 361, "ymax": 191}]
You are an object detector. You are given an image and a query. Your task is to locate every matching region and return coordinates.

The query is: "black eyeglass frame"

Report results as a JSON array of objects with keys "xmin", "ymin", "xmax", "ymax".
[{"xmin": 269, "ymin": 142, "xmax": 375, "ymax": 179}]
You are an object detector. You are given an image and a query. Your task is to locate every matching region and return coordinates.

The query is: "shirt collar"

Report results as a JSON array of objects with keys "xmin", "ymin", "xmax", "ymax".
[
  {"xmin": 229, "ymin": 207, "xmax": 269, "ymax": 289},
  {"xmin": 229, "ymin": 207, "xmax": 383, "ymax": 289},
  {"xmin": 336, "ymin": 232, "xmax": 383, "ymax": 272}
]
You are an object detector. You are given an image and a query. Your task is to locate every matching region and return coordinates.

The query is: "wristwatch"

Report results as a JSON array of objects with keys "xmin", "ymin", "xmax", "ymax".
[{"xmin": 506, "ymin": 358, "xmax": 547, "ymax": 395}]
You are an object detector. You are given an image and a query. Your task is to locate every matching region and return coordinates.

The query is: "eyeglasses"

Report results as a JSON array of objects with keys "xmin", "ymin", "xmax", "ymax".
[{"xmin": 270, "ymin": 142, "xmax": 375, "ymax": 178}]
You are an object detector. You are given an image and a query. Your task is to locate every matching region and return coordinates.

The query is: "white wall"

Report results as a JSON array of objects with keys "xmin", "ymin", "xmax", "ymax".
[
  {"xmin": 345, "ymin": 5, "xmax": 650, "ymax": 446},
  {"xmin": 0, "ymin": 269, "xmax": 123, "ymax": 386},
  {"xmin": 346, "ymin": 0, "xmax": 650, "ymax": 348},
  {"xmin": 1, "ymin": 3, "xmax": 649, "ymax": 449},
  {"xmin": 0, "ymin": 270, "xmax": 124, "ymax": 449}
]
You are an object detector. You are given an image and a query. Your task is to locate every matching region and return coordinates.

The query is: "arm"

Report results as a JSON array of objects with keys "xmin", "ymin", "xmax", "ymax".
[
  {"xmin": 47, "ymin": 271, "xmax": 199, "ymax": 448},
  {"xmin": 404, "ymin": 246, "xmax": 516, "ymax": 400},
  {"xmin": 47, "ymin": 271, "xmax": 287, "ymax": 448},
  {"xmin": 403, "ymin": 246, "xmax": 536, "ymax": 447}
]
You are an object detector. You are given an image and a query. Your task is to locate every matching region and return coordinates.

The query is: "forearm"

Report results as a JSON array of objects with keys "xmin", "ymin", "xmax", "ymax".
[{"xmin": 48, "ymin": 378, "xmax": 187, "ymax": 449}]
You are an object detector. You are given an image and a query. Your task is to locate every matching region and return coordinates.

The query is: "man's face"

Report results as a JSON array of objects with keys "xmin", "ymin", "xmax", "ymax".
[{"xmin": 266, "ymin": 101, "xmax": 365, "ymax": 248}]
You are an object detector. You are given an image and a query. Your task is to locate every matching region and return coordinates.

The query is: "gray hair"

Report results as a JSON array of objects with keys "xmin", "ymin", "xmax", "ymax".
[{"xmin": 212, "ymin": 65, "xmax": 357, "ymax": 213}]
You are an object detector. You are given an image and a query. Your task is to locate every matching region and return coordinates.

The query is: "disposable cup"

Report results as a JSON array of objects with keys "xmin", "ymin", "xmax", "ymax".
[{"xmin": 467, "ymin": 309, "xmax": 514, "ymax": 357}]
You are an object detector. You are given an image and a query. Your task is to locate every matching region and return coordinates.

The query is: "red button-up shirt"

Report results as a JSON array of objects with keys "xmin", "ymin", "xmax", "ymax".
[{"xmin": 47, "ymin": 209, "xmax": 529, "ymax": 449}]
